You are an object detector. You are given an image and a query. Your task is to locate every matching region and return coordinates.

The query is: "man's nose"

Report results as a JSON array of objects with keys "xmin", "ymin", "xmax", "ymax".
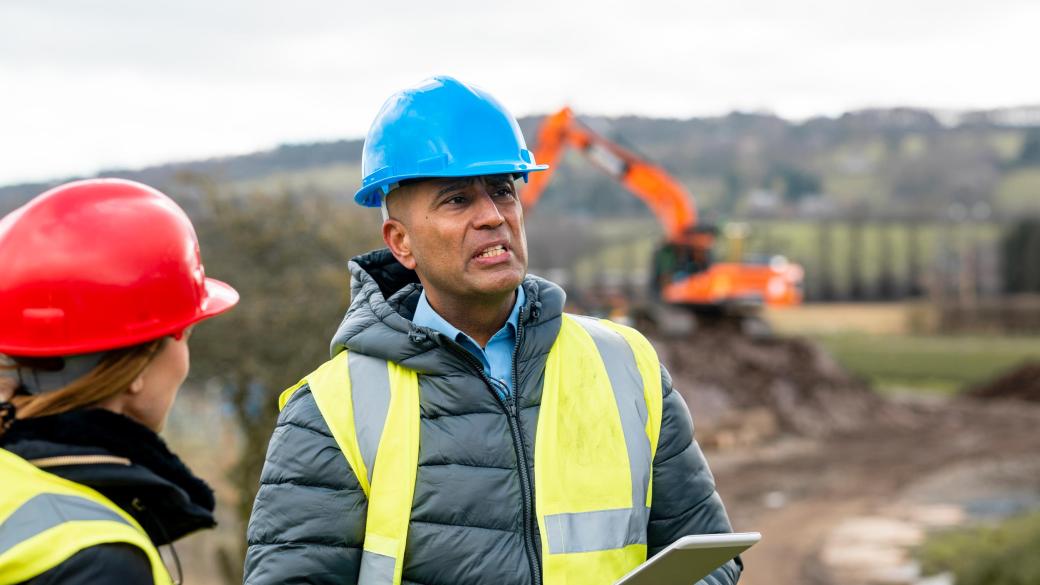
[{"xmin": 471, "ymin": 189, "xmax": 505, "ymax": 228}]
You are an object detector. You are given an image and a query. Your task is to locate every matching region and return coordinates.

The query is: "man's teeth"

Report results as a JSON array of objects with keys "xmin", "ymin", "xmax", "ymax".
[{"xmin": 477, "ymin": 245, "xmax": 506, "ymax": 258}]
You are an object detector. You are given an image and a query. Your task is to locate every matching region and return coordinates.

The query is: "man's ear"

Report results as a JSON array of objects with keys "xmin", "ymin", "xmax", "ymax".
[{"xmin": 383, "ymin": 219, "xmax": 417, "ymax": 270}]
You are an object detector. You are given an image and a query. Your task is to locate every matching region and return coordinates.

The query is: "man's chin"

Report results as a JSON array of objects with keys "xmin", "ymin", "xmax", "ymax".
[{"xmin": 468, "ymin": 270, "xmax": 526, "ymax": 298}]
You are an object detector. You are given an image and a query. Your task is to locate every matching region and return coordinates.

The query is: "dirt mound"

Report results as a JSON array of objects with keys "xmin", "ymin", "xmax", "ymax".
[
  {"xmin": 968, "ymin": 361, "xmax": 1040, "ymax": 402},
  {"xmin": 651, "ymin": 329, "xmax": 887, "ymax": 445}
]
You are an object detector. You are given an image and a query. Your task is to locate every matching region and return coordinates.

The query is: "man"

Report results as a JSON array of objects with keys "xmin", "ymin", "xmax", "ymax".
[{"xmin": 244, "ymin": 76, "xmax": 741, "ymax": 585}]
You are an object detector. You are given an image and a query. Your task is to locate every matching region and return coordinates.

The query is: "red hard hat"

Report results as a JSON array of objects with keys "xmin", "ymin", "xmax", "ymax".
[{"xmin": 0, "ymin": 179, "xmax": 239, "ymax": 357}]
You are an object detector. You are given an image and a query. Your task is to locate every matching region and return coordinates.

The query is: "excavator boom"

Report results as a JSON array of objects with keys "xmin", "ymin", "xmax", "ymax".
[{"xmin": 522, "ymin": 108, "xmax": 697, "ymax": 243}]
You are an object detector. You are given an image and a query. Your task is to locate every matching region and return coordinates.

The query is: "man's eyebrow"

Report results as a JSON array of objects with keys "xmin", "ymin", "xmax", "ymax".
[
  {"xmin": 485, "ymin": 175, "xmax": 514, "ymax": 187},
  {"xmin": 436, "ymin": 179, "xmax": 472, "ymax": 197}
]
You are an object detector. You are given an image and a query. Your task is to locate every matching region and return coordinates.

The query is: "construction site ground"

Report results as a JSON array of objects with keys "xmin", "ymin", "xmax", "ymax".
[
  {"xmin": 166, "ymin": 305, "xmax": 1040, "ymax": 585},
  {"xmin": 704, "ymin": 392, "xmax": 1040, "ymax": 585},
  {"xmin": 646, "ymin": 307, "xmax": 1040, "ymax": 585}
]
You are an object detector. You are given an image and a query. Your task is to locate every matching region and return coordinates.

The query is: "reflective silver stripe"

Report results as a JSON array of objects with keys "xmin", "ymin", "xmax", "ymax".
[
  {"xmin": 543, "ymin": 507, "xmax": 650, "ymax": 554},
  {"xmin": 573, "ymin": 316, "xmax": 652, "ymax": 510},
  {"xmin": 358, "ymin": 550, "xmax": 396, "ymax": 585},
  {"xmin": 349, "ymin": 352, "xmax": 392, "ymax": 486},
  {"xmin": 0, "ymin": 493, "xmax": 131, "ymax": 556}
]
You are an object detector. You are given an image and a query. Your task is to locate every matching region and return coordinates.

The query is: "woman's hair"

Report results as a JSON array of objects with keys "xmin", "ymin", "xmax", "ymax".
[{"xmin": 0, "ymin": 338, "xmax": 167, "ymax": 425}]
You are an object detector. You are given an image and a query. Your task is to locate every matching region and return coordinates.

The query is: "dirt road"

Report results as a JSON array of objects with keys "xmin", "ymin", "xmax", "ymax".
[{"xmin": 708, "ymin": 396, "xmax": 1040, "ymax": 585}]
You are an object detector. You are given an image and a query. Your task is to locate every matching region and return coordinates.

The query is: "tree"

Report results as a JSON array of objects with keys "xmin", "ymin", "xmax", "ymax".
[
  {"xmin": 1017, "ymin": 129, "xmax": 1040, "ymax": 167},
  {"xmin": 177, "ymin": 174, "xmax": 382, "ymax": 582},
  {"xmin": 1002, "ymin": 218, "xmax": 1040, "ymax": 294},
  {"xmin": 766, "ymin": 164, "xmax": 822, "ymax": 203}
]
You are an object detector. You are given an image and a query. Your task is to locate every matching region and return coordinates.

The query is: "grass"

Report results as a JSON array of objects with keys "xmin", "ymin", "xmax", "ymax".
[
  {"xmin": 529, "ymin": 216, "xmax": 1008, "ymax": 302},
  {"xmin": 765, "ymin": 303, "xmax": 1040, "ymax": 393},
  {"xmin": 917, "ymin": 511, "xmax": 1040, "ymax": 585},
  {"xmin": 996, "ymin": 168, "xmax": 1040, "ymax": 213},
  {"xmin": 765, "ymin": 303, "xmax": 912, "ymax": 336},
  {"xmin": 229, "ymin": 163, "xmax": 362, "ymax": 195},
  {"xmin": 810, "ymin": 332, "xmax": 1040, "ymax": 393},
  {"xmin": 819, "ymin": 173, "xmax": 884, "ymax": 204},
  {"xmin": 989, "ymin": 130, "xmax": 1025, "ymax": 161}
]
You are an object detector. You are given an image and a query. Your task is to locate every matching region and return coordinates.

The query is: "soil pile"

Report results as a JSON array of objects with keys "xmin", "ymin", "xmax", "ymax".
[
  {"xmin": 968, "ymin": 361, "xmax": 1040, "ymax": 402},
  {"xmin": 651, "ymin": 328, "xmax": 886, "ymax": 446}
]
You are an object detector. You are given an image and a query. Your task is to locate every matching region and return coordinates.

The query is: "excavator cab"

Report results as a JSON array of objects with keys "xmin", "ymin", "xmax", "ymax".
[{"xmin": 651, "ymin": 225, "xmax": 718, "ymax": 294}]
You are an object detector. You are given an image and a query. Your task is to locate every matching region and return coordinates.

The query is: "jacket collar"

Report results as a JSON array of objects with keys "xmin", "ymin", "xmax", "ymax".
[
  {"xmin": 331, "ymin": 248, "xmax": 566, "ymax": 374},
  {"xmin": 0, "ymin": 408, "xmax": 215, "ymax": 544},
  {"xmin": 412, "ymin": 285, "xmax": 525, "ymax": 348}
]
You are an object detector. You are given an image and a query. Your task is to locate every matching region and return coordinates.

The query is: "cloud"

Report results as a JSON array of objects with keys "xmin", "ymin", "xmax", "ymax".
[{"xmin": 0, "ymin": 0, "xmax": 1036, "ymax": 184}]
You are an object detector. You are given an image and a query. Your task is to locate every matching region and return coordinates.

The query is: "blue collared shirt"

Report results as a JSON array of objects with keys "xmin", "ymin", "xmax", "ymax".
[{"xmin": 413, "ymin": 286, "xmax": 526, "ymax": 398}]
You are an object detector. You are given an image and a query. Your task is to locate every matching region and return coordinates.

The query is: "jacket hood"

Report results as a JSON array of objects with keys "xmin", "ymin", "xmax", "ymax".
[{"xmin": 330, "ymin": 248, "xmax": 566, "ymax": 373}]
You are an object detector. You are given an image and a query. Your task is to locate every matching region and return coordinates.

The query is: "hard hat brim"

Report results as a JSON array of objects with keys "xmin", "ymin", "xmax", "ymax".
[
  {"xmin": 0, "ymin": 277, "xmax": 240, "ymax": 357},
  {"xmin": 198, "ymin": 277, "xmax": 240, "ymax": 321},
  {"xmin": 355, "ymin": 163, "xmax": 549, "ymax": 208}
]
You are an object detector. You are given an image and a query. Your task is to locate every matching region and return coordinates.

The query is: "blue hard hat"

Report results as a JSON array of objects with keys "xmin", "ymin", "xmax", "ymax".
[{"xmin": 354, "ymin": 76, "xmax": 549, "ymax": 207}]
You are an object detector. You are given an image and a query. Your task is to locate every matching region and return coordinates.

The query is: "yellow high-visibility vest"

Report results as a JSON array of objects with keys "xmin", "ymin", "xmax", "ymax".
[
  {"xmin": 0, "ymin": 447, "xmax": 173, "ymax": 585},
  {"xmin": 280, "ymin": 314, "xmax": 664, "ymax": 585}
]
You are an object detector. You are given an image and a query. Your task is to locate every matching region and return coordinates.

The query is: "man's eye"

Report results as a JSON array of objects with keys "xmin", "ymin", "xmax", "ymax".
[
  {"xmin": 445, "ymin": 195, "xmax": 468, "ymax": 205},
  {"xmin": 493, "ymin": 187, "xmax": 515, "ymax": 198}
]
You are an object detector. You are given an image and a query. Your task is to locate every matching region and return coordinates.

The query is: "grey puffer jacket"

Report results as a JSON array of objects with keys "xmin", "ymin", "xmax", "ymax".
[{"xmin": 244, "ymin": 249, "xmax": 741, "ymax": 585}]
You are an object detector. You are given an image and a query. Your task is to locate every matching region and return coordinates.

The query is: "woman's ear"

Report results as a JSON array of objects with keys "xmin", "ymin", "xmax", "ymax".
[
  {"xmin": 127, "ymin": 369, "xmax": 147, "ymax": 395},
  {"xmin": 0, "ymin": 378, "xmax": 16, "ymax": 402}
]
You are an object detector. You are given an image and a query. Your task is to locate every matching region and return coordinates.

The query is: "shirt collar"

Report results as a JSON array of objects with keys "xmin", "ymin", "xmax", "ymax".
[{"xmin": 413, "ymin": 285, "xmax": 526, "ymax": 346}]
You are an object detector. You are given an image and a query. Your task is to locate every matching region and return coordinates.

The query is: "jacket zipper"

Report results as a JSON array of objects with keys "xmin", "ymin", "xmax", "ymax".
[
  {"xmin": 434, "ymin": 304, "xmax": 541, "ymax": 585},
  {"xmin": 508, "ymin": 307, "xmax": 542, "ymax": 585}
]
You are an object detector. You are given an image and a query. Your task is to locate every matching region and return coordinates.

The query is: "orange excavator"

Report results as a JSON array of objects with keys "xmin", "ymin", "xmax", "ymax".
[{"xmin": 522, "ymin": 107, "xmax": 803, "ymax": 325}]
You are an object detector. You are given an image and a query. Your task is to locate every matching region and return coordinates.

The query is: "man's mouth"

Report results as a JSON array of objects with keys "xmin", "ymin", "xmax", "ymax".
[{"xmin": 475, "ymin": 244, "xmax": 507, "ymax": 259}]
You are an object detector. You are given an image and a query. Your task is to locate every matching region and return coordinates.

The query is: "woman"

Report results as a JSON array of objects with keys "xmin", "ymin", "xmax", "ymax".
[{"xmin": 0, "ymin": 179, "xmax": 238, "ymax": 584}]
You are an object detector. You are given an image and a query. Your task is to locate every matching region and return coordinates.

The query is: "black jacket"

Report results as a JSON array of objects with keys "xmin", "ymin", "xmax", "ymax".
[{"xmin": 0, "ymin": 408, "xmax": 216, "ymax": 584}]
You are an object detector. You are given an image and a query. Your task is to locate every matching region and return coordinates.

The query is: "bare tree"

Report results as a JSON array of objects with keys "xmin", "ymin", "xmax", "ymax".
[{"xmin": 178, "ymin": 174, "xmax": 382, "ymax": 582}]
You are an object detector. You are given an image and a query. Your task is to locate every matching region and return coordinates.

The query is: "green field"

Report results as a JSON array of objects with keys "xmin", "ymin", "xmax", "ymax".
[
  {"xmin": 527, "ymin": 216, "xmax": 1008, "ymax": 301},
  {"xmin": 229, "ymin": 162, "xmax": 362, "ymax": 195},
  {"xmin": 812, "ymin": 332, "xmax": 1040, "ymax": 393},
  {"xmin": 739, "ymin": 219, "xmax": 1006, "ymax": 299},
  {"xmin": 768, "ymin": 303, "xmax": 1040, "ymax": 394},
  {"xmin": 996, "ymin": 167, "xmax": 1040, "ymax": 212}
]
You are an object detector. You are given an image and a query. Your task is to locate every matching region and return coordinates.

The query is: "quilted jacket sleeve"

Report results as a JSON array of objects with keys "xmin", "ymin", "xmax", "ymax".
[
  {"xmin": 244, "ymin": 385, "xmax": 368, "ymax": 585},
  {"xmin": 647, "ymin": 366, "xmax": 742, "ymax": 585}
]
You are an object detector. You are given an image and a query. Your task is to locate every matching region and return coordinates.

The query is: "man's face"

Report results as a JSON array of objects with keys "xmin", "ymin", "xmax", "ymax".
[{"xmin": 383, "ymin": 174, "xmax": 528, "ymax": 303}]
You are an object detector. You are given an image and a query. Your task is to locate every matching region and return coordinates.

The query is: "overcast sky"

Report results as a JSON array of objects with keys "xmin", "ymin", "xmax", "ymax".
[{"xmin": 1, "ymin": 0, "xmax": 1037, "ymax": 185}]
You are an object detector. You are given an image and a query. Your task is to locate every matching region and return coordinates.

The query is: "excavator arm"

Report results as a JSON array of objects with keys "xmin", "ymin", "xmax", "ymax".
[
  {"xmin": 521, "ymin": 107, "xmax": 803, "ymax": 312},
  {"xmin": 522, "ymin": 108, "xmax": 698, "ymax": 244}
]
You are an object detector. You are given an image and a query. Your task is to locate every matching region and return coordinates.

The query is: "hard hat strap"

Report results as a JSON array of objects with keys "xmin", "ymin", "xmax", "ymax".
[{"xmin": 4, "ymin": 352, "xmax": 107, "ymax": 395}]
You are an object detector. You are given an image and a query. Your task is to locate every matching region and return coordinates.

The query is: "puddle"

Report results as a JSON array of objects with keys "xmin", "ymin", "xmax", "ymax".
[
  {"xmin": 817, "ymin": 456, "xmax": 1040, "ymax": 584},
  {"xmin": 963, "ymin": 493, "xmax": 1040, "ymax": 520}
]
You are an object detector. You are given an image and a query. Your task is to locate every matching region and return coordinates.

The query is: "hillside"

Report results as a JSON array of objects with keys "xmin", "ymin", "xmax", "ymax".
[{"xmin": 3, "ymin": 106, "xmax": 1039, "ymax": 218}]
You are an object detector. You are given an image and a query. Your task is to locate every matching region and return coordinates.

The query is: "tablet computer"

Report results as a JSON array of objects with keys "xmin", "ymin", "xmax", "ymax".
[{"xmin": 614, "ymin": 532, "xmax": 760, "ymax": 585}]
